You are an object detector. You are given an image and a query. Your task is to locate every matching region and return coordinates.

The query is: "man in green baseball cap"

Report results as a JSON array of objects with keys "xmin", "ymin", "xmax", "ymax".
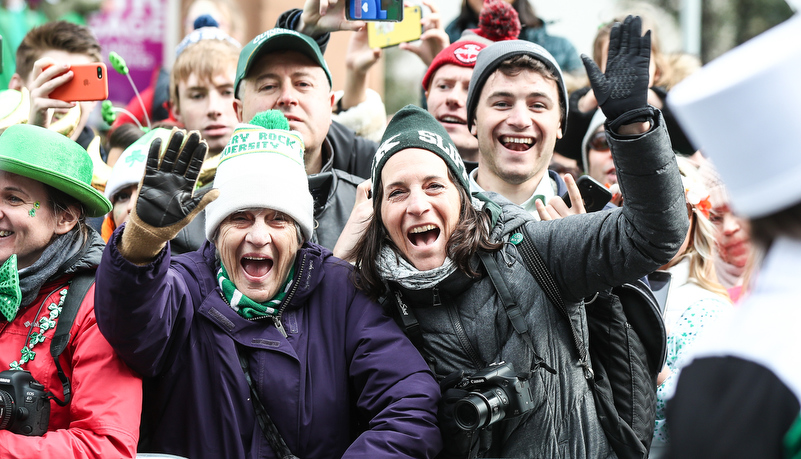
[{"xmin": 232, "ymin": 1, "xmax": 384, "ymax": 251}]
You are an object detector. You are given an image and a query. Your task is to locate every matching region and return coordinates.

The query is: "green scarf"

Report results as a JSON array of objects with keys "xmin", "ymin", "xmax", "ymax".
[{"xmin": 216, "ymin": 263, "xmax": 295, "ymax": 319}]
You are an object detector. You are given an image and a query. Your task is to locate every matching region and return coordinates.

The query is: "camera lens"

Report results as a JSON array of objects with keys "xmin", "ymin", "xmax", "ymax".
[
  {"xmin": 454, "ymin": 390, "xmax": 506, "ymax": 431},
  {"xmin": 97, "ymin": 66, "xmax": 103, "ymax": 79},
  {"xmin": 0, "ymin": 390, "xmax": 15, "ymax": 430}
]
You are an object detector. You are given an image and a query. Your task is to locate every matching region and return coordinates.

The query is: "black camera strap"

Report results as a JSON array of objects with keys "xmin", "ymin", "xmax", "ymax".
[
  {"xmin": 388, "ymin": 288, "xmax": 425, "ymax": 352},
  {"xmin": 477, "ymin": 250, "xmax": 556, "ymax": 375},
  {"xmin": 48, "ymin": 271, "xmax": 95, "ymax": 407},
  {"xmin": 235, "ymin": 342, "xmax": 299, "ymax": 459}
]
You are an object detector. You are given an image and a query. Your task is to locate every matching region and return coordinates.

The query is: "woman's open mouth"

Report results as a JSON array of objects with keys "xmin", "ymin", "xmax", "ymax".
[
  {"xmin": 408, "ymin": 224, "xmax": 440, "ymax": 247},
  {"xmin": 241, "ymin": 256, "xmax": 273, "ymax": 278}
]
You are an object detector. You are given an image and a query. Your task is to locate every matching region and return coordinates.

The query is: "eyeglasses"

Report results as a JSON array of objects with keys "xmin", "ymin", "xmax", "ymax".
[{"xmin": 588, "ymin": 131, "xmax": 610, "ymax": 152}]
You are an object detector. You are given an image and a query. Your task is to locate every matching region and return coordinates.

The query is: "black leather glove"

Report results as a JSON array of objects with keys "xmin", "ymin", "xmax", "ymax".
[
  {"xmin": 581, "ymin": 15, "xmax": 653, "ymax": 129},
  {"xmin": 119, "ymin": 128, "xmax": 219, "ymax": 264}
]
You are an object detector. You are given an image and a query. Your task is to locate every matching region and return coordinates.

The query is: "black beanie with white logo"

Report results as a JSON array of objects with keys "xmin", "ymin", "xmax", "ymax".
[{"xmin": 371, "ymin": 104, "xmax": 469, "ymax": 193}]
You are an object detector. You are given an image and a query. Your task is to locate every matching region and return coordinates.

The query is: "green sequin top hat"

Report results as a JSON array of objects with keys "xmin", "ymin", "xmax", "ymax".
[{"xmin": 0, "ymin": 124, "xmax": 112, "ymax": 217}]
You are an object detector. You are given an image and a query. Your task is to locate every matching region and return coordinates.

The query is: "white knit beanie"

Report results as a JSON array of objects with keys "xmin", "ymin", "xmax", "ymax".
[
  {"xmin": 204, "ymin": 110, "xmax": 313, "ymax": 240},
  {"xmin": 581, "ymin": 109, "xmax": 607, "ymax": 173},
  {"xmin": 104, "ymin": 128, "xmax": 171, "ymax": 202}
]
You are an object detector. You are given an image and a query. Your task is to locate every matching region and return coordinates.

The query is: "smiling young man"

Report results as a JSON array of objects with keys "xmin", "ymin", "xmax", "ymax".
[
  {"xmin": 422, "ymin": 41, "xmax": 487, "ymax": 171},
  {"xmin": 170, "ymin": 29, "xmax": 241, "ymax": 167},
  {"xmin": 465, "ymin": 40, "xmax": 570, "ymax": 218}
]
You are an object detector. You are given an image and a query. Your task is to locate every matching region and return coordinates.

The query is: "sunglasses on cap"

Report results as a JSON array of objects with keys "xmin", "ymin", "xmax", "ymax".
[{"xmin": 588, "ymin": 131, "xmax": 610, "ymax": 152}]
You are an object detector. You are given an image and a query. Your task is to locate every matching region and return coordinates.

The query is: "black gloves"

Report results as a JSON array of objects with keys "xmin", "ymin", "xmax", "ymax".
[
  {"xmin": 581, "ymin": 15, "xmax": 655, "ymax": 131},
  {"xmin": 119, "ymin": 129, "xmax": 220, "ymax": 264},
  {"xmin": 136, "ymin": 130, "xmax": 214, "ymax": 227}
]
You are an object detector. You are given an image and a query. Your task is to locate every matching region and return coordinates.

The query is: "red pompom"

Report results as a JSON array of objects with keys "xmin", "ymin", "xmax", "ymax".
[{"xmin": 476, "ymin": 0, "xmax": 521, "ymax": 41}]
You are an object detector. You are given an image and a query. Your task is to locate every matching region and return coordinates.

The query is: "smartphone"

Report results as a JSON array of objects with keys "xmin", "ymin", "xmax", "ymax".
[
  {"xmin": 562, "ymin": 175, "xmax": 613, "ymax": 213},
  {"xmin": 49, "ymin": 63, "xmax": 108, "ymax": 102},
  {"xmin": 347, "ymin": 0, "xmax": 403, "ymax": 21},
  {"xmin": 367, "ymin": 6, "xmax": 422, "ymax": 49}
]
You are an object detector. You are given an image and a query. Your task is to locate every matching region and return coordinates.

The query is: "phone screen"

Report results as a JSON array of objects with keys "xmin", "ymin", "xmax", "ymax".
[
  {"xmin": 367, "ymin": 6, "xmax": 422, "ymax": 48},
  {"xmin": 348, "ymin": 0, "xmax": 403, "ymax": 21}
]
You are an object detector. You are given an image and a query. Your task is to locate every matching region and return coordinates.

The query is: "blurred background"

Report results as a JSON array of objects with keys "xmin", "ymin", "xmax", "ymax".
[{"xmin": 1, "ymin": 0, "xmax": 794, "ymax": 116}]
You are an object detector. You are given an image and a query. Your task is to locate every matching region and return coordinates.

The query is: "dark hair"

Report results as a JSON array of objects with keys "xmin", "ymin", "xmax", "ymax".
[
  {"xmin": 107, "ymin": 123, "xmax": 146, "ymax": 152},
  {"xmin": 750, "ymin": 201, "xmax": 801, "ymax": 250},
  {"xmin": 15, "ymin": 21, "xmax": 102, "ymax": 82},
  {"xmin": 455, "ymin": 0, "xmax": 542, "ymax": 31},
  {"xmin": 351, "ymin": 168, "xmax": 502, "ymax": 301},
  {"xmin": 44, "ymin": 184, "xmax": 88, "ymax": 240}
]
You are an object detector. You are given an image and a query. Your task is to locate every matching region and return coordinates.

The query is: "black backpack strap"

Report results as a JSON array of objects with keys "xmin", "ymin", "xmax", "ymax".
[
  {"xmin": 513, "ymin": 230, "xmax": 594, "ymax": 380},
  {"xmin": 477, "ymin": 250, "xmax": 556, "ymax": 375},
  {"xmin": 476, "ymin": 251, "xmax": 533, "ymax": 350},
  {"xmin": 49, "ymin": 271, "xmax": 95, "ymax": 407}
]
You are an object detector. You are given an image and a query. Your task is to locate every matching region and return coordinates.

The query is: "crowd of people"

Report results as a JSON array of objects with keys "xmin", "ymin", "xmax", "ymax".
[{"xmin": 0, "ymin": 0, "xmax": 796, "ymax": 458}]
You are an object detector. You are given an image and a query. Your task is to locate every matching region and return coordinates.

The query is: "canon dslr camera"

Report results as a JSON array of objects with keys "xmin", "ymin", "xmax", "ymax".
[
  {"xmin": 0, "ymin": 370, "xmax": 50, "ymax": 436},
  {"xmin": 452, "ymin": 362, "xmax": 534, "ymax": 431}
]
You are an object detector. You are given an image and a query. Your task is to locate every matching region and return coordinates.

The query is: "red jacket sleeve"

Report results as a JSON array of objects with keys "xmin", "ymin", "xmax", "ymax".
[{"xmin": 0, "ymin": 285, "xmax": 143, "ymax": 458}]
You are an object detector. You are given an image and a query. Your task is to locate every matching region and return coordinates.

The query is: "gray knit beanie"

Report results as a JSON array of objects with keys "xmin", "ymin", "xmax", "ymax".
[
  {"xmin": 466, "ymin": 40, "xmax": 568, "ymax": 132},
  {"xmin": 371, "ymin": 104, "xmax": 469, "ymax": 193}
]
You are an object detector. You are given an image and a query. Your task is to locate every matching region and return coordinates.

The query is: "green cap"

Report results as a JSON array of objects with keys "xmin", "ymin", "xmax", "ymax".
[
  {"xmin": 234, "ymin": 28, "xmax": 332, "ymax": 96},
  {"xmin": 0, "ymin": 124, "xmax": 112, "ymax": 217}
]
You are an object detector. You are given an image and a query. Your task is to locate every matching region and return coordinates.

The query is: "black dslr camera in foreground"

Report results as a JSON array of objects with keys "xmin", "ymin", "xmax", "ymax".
[
  {"xmin": 0, "ymin": 370, "xmax": 50, "ymax": 436},
  {"xmin": 453, "ymin": 362, "xmax": 535, "ymax": 431}
]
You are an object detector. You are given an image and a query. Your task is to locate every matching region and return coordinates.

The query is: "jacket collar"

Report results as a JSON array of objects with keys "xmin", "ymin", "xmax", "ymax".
[{"xmin": 390, "ymin": 263, "xmax": 478, "ymax": 306}]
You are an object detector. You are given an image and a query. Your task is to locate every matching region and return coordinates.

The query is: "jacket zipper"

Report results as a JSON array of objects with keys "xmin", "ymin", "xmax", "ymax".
[{"xmin": 249, "ymin": 252, "xmax": 308, "ymax": 339}]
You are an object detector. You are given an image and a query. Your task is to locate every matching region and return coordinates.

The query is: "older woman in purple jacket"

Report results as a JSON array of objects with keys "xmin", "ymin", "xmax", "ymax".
[{"xmin": 93, "ymin": 111, "xmax": 442, "ymax": 459}]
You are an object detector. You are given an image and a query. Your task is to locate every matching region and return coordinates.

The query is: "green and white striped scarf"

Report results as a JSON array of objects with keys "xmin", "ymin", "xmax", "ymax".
[{"xmin": 216, "ymin": 263, "xmax": 295, "ymax": 319}]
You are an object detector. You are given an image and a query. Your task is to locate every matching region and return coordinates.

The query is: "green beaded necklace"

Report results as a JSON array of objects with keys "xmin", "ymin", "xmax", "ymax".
[{"xmin": 9, "ymin": 288, "xmax": 66, "ymax": 370}]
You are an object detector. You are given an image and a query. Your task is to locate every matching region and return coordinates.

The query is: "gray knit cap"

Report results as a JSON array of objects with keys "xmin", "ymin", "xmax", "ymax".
[{"xmin": 466, "ymin": 40, "xmax": 568, "ymax": 132}]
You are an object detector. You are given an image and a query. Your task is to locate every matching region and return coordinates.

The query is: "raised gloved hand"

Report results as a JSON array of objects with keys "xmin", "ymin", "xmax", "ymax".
[
  {"xmin": 119, "ymin": 128, "xmax": 219, "ymax": 264},
  {"xmin": 581, "ymin": 15, "xmax": 653, "ymax": 129}
]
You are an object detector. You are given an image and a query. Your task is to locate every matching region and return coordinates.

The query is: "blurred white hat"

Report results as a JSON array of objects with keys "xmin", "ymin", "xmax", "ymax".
[{"xmin": 668, "ymin": 14, "xmax": 801, "ymax": 218}]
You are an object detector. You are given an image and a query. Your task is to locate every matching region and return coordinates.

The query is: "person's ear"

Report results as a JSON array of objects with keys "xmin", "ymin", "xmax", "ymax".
[
  {"xmin": 557, "ymin": 122, "xmax": 563, "ymax": 139},
  {"xmin": 234, "ymin": 98, "xmax": 244, "ymax": 122},
  {"xmin": 170, "ymin": 99, "xmax": 182, "ymax": 123},
  {"xmin": 54, "ymin": 205, "xmax": 80, "ymax": 235},
  {"xmin": 8, "ymin": 74, "xmax": 24, "ymax": 91},
  {"xmin": 328, "ymin": 90, "xmax": 335, "ymax": 109},
  {"xmin": 470, "ymin": 123, "xmax": 477, "ymax": 136}
]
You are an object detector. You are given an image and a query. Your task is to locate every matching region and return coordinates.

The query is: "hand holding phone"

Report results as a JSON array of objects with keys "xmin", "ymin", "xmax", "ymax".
[
  {"xmin": 562, "ymin": 175, "xmax": 613, "ymax": 213},
  {"xmin": 367, "ymin": 6, "xmax": 422, "ymax": 48},
  {"xmin": 47, "ymin": 63, "xmax": 108, "ymax": 102}
]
